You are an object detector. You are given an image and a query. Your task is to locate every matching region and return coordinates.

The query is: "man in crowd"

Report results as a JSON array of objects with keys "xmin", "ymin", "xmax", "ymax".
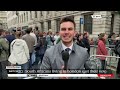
[{"xmin": 40, "ymin": 17, "xmax": 89, "ymax": 79}]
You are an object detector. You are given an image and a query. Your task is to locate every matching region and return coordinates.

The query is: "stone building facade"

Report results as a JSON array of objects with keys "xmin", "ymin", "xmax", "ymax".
[
  {"xmin": 7, "ymin": 11, "xmax": 120, "ymax": 37},
  {"xmin": 0, "ymin": 11, "xmax": 7, "ymax": 30}
]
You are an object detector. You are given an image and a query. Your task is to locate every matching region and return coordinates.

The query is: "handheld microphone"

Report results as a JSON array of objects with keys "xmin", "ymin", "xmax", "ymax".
[{"xmin": 62, "ymin": 50, "xmax": 69, "ymax": 70}]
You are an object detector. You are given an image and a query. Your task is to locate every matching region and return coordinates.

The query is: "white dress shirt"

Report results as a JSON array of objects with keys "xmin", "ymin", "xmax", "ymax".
[{"xmin": 61, "ymin": 41, "xmax": 73, "ymax": 54}]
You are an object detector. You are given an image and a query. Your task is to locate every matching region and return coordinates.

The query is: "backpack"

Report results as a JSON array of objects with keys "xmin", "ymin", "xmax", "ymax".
[
  {"xmin": 0, "ymin": 38, "xmax": 3, "ymax": 55},
  {"xmin": 0, "ymin": 44, "xmax": 3, "ymax": 55},
  {"xmin": 114, "ymin": 40, "xmax": 120, "ymax": 55}
]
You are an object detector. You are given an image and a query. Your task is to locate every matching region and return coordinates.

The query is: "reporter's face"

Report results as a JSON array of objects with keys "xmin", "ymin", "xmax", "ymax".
[{"xmin": 60, "ymin": 21, "xmax": 75, "ymax": 43}]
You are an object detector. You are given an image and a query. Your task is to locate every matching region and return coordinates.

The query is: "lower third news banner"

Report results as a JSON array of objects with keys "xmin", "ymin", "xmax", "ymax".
[{"xmin": 7, "ymin": 69, "xmax": 114, "ymax": 78}]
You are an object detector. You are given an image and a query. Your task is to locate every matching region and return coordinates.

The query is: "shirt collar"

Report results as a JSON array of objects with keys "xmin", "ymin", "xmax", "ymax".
[
  {"xmin": 58, "ymin": 41, "xmax": 76, "ymax": 54},
  {"xmin": 61, "ymin": 41, "xmax": 73, "ymax": 51}
]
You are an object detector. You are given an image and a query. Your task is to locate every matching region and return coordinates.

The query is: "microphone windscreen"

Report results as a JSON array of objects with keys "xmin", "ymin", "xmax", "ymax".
[{"xmin": 62, "ymin": 50, "xmax": 69, "ymax": 63}]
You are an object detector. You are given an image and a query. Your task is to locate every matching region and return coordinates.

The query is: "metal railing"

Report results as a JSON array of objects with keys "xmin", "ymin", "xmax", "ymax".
[{"xmin": 90, "ymin": 44, "xmax": 119, "ymax": 72}]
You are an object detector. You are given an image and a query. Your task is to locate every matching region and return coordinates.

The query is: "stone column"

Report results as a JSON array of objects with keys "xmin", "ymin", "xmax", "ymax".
[
  {"xmin": 51, "ymin": 19, "xmax": 56, "ymax": 33},
  {"xmin": 39, "ymin": 22, "xmax": 41, "ymax": 31},
  {"xmin": 37, "ymin": 11, "xmax": 41, "ymax": 21},
  {"xmin": 32, "ymin": 11, "xmax": 35, "ymax": 19},
  {"xmin": 28, "ymin": 11, "xmax": 30, "ymax": 22},
  {"xmin": 44, "ymin": 21, "xmax": 48, "ymax": 32},
  {"xmin": 74, "ymin": 15, "xmax": 81, "ymax": 33},
  {"xmin": 113, "ymin": 13, "xmax": 120, "ymax": 34}
]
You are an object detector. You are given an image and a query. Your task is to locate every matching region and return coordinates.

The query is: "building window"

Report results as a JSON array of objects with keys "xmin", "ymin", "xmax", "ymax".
[
  {"xmin": 15, "ymin": 17, "xmax": 17, "ymax": 24},
  {"xmin": 41, "ymin": 22, "xmax": 44, "ymax": 32},
  {"xmin": 22, "ymin": 14, "xmax": 24, "ymax": 23},
  {"xmin": 16, "ymin": 11, "xmax": 19, "ymax": 16},
  {"xmin": 40, "ymin": 11, "xmax": 43, "ymax": 16},
  {"xmin": 56, "ymin": 18, "xmax": 60, "ymax": 32},
  {"xmin": 20, "ymin": 15, "xmax": 22, "ymax": 23},
  {"xmin": 0, "ymin": 23, "xmax": 2, "ymax": 29},
  {"xmin": 30, "ymin": 11, "xmax": 32, "ymax": 20},
  {"xmin": 26, "ymin": 12, "xmax": 28, "ymax": 21},
  {"xmin": 47, "ymin": 11, "xmax": 50, "ymax": 15},
  {"xmin": 84, "ymin": 14, "xmax": 93, "ymax": 34},
  {"xmin": 35, "ymin": 11, "xmax": 37, "ymax": 18},
  {"xmin": 18, "ymin": 16, "xmax": 20, "ymax": 23},
  {"xmin": 22, "ymin": 14, "xmax": 23, "ymax": 23},
  {"xmin": 48, "ymin": 20, "xmax": 51, "ymax": 30},
  {"xmin": 110, "ymin": 14, "xmax": 114, "ymax": 34},
  {"xmin": 19, "ymin": 16, "xmax": 20, "ymax": 23},
  {"xmin": 24, "ymin": 13, "xmax": 25, "ymax": 23}
]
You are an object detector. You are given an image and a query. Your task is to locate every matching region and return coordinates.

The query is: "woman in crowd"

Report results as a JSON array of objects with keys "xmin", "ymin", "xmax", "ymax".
[
  {"xmin": 76, "ymin": 33, "xmax": 85, "ymax": 48},
  {"xmin": 8, "ymin": 29, "xmax": 30, "ymax": 77},
  {"xmin": 96, "ymin": 33, "xmax": 108, "ymax": 70}
]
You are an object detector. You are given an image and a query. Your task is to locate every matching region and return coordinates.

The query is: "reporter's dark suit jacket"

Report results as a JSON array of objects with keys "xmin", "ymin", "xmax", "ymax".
[{"xmin": 40, "ymin": 42, "xmax": 89, "ymax": 79}]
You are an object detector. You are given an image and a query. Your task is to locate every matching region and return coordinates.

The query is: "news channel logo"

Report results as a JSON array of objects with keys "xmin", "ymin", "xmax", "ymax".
[{"xmin": 91, "ymin": 15, "xmax": 112, "ymax": 19}]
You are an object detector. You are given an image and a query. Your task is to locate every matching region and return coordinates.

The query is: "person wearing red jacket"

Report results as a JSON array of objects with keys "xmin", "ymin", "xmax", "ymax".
[{"xmin": 96, "ymin": 33, "xmax": 108, "ymax": 69}]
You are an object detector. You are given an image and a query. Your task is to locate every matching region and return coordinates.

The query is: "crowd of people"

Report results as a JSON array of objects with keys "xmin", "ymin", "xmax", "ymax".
[
  {"xmin": 0, "ymin": 26, "xmax": 61, "ymax": 79},
  {"xmin": 0, "ymin": 16, "xmax": 120, "ymax": 79}
]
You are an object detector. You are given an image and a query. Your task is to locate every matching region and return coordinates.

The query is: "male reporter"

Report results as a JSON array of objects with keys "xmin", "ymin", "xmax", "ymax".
[{"xmin": 40, "ymin": 17, "xmax": 89, "ymax": 79}]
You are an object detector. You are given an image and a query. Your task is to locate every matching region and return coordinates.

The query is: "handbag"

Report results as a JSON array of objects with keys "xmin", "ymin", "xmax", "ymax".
[{"xmin": 31, "ymin": 51, "xmax": 36, "ymax": 64}]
